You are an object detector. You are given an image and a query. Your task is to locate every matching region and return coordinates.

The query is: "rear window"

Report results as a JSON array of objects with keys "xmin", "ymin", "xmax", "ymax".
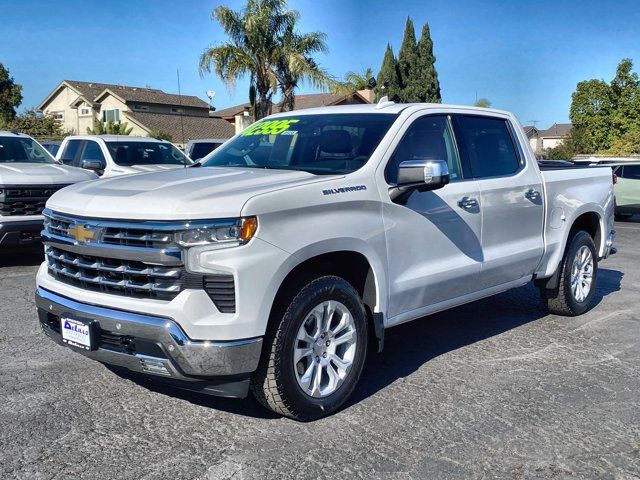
[
  {"xmin": 105, "ymin": 141, "xmax": 191, "ymax": 166},
  {"xmin": 0, "ymin": 136, "xmax": 55, "ymax": 164},
  {"xmin": 454, "ymin": 116, "xmax": 520, "ymax": 178},
  {"xmin": 191, "ymin": 142, "xmax": 222, "ymax": 160},
  {"xmin": 621, "ymin": 165, "xmax": 640, "ymax": 180}
]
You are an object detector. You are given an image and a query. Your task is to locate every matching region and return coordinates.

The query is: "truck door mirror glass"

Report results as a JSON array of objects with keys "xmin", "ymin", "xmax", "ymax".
[
  {"xmin": 396, "ymin": 159, "xmax": 450, "ymax": 192},
  {"xmin": 81, "ymin": 159, "xmax": 106, "ymax": 173}
]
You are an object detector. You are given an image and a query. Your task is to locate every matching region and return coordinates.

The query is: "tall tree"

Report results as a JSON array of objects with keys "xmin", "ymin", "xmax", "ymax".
[
  {"xmin": 10, "ymin": 110, "xmax": 64, "ymax": 139},
  {"xmin": 276, "ymin": 18, "xmax": 331, "ymax": 112},
  {"xmin": 569, "ymin": 79, "xmax": 612, "ymax": 153},
  {"xmin": 375, "ymin": 44, "xmax": 401, "ymax": 102},
  {"xmin": 199, "ymin": 0, "xmax": 296, "ymax": 120},
  {"xmin": 0, "ymin": 63, "xmax": 23, "ymax": 124},
  {"xmin": 396, "ymin": 17, "xmax": 419, "ymax": 102},
  {"xmin": 608, "ymin": 58, "xmax": 640, "ymax": 140},
  {"xmin": 415, "ymin": 23, "xmax": 441, "ymax": 102}
]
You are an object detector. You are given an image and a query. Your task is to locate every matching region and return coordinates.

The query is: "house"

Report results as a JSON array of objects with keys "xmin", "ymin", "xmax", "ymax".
[
  {"xmin": 538, "ymin": 123, "xmax": 572, "ymax": 151},
  {"xmin": 523, "ymin": 125, "xmax": 540, "ymax": 154},
  {"xmin": 37, "ymin": 80, "xmax": 234, "ymax": 146},
  {"xmin": 213, "ymin": 90, "xmax": 374, "ymax": 134}
]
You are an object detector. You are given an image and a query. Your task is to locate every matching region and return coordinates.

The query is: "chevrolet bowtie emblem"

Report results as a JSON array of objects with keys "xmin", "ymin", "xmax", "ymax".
[{"xmin": 67, "ymin": 225, "xmax": 98, "ymax": 243}]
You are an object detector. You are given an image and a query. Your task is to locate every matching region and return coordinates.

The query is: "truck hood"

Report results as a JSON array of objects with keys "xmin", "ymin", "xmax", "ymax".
[
  {"xmin": 0, "ymin": 163, "xmax": 97, "ymax": 185},
  {"xmin": 47, "ymin": 166, "xmax": 332, "ymax": 220},
  {"xmin": 109, "ymin": 164, "xmax": 185, "ymax": 176}
]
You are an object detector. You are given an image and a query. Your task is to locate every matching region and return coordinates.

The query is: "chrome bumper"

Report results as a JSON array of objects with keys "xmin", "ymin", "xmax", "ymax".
[{"xmin": 36, "ymin": 288, "xmax": 262, "ymax": 382}]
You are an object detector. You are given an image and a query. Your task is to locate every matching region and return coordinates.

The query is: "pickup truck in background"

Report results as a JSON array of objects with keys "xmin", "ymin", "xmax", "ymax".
[
  {"xmin": 0, "ymin": 131, "xmax": 96, "ymax": 247},
  {"xmin": 184, "ymin": 138, "xmax": 227, "ymax": 161},
  {"xmin": 36, "ymin": 102, "xmax": 615, "ymax": 420},
  {"xmin": 56, "ymin": 135, "xmax": 192, "ymax": 177}
]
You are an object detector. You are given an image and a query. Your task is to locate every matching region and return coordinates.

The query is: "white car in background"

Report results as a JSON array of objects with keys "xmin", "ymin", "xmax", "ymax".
[
  {"xmin": 56, "ymin": 135, "xmax": 192, "ymax": 178},
  {"xmin": 0, "ymin": 131, "xmax": 96, "ymax": 247}
]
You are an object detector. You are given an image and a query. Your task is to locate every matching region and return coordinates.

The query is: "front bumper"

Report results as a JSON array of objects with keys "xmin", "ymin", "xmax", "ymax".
[
  {"xmin": 36, "ymin": 287, "xmax": 263, "ymax": 397},
  {"xmin": 0, "ymin": 218, "xmax": 43, "ymax": 246}
]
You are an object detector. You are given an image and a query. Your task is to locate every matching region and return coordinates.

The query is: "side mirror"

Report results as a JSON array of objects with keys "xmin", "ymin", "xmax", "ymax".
[
  {"xmin": 81, "ymin": 159, "xmax": 105, "ymax": 173},
  {"xmin": 390, "ymin": 159, "xmax": 450, "ymax": 203}
]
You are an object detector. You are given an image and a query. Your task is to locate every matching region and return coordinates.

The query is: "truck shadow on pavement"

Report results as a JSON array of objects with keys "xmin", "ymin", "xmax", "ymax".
[
  {"xmin": 0, "ymin": 245, "xmax": 44, "ymax": 267},
  {"xmin": 109, "ymin": 268, "xmax": 622, "ymax": 419}
]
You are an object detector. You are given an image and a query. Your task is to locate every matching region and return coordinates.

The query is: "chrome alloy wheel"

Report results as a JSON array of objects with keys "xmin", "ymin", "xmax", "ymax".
[
  {"xmin": 293, "ymin": 300, "xmax": 357, "ymax": 398},
  {"xmin": 571, "ymin": 245, "xmax": 594, "ymax": 302}
]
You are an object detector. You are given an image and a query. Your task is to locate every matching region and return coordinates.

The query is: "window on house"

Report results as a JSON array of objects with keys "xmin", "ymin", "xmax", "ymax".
[
  {"xmin": 80, "ymin": 108, "xmax": 91, "ymax": 116},
  {"xmin": 133, "ymin": 104, "xmax": 149, "ymax": 111},
  {"xmin": 102, "ymin": 109, "xmax": 120, "ymax": 123},
  {"xmin": 53, "ymin": 112, "xmax": 64, "ymax": 121},
  {"xmin": 171, "ymin": 108, "xmax": 183, "ymax": 114}
]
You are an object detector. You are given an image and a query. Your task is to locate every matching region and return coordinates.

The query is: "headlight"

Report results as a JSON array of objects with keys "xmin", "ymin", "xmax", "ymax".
[{"xmin": 175, "ymin": 217, "xmax": 257, "ymax": 247}]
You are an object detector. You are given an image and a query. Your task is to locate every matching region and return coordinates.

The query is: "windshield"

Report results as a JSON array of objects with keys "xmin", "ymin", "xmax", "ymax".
[
  {"xmin": 0, "ymin": 136, "xmax": 56, "ymax": 164},
  {"xmin": 105, "ymin": 141, "xmax": 192, "ymax": 166},
  {"xmin": 201, "ymin": 114, "xmax": 397, "ymax": 175}
]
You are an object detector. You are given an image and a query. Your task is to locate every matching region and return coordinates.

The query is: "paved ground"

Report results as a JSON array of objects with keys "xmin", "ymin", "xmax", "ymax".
[{"xmin": 0, "ymin": 221, "xmax": 638, "ymax": 480}]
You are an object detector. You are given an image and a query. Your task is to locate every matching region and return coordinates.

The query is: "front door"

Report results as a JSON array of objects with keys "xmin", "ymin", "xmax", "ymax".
[{"xmin": 382, "ymin": 114, "xmax": 483, "ymax": 320}]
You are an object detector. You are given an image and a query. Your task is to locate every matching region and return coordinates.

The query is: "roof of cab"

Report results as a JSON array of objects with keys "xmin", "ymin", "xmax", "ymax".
[
  {"xmin": 63, "ymin": 134, "xmax": 169, "ymax": 143},
  {"xmin": 0, "ymin": 130, "xmax": 30, "ymax": 138},
  {"xmin": 266, "ymin": 102, "xmax": 514, "ymax": 118}
]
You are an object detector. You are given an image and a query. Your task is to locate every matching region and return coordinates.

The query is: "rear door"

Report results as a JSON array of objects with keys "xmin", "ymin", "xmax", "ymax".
[
  {"xmin": 452, "ymin": 115, "xmax": 544, "ymax": 289},
  {"xmin": 382, "ymin": 114, "xmax": 482, "ymax": 319},
  {"xmin": 616, "ymin": 165, "xmax": 640, "ymax": 211}
]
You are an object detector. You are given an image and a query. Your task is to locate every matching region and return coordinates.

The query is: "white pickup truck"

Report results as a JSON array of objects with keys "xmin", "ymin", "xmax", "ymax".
[
  {"xmin": 36, "ymin": 103, "xmax": 615, "ymax": 420},
  {"xmin": 0, "ymin": 131, "xmax": 96, "ymax": 247},
  {"xmin": 56, "ymin": 135, "xmax": 192, "ymax": 178}
]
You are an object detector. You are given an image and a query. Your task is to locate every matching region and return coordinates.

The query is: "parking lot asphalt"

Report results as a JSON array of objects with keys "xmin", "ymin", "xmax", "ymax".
[{"xmin": 0, "ymin": 221, "xmax": 638, "ymax": 480}]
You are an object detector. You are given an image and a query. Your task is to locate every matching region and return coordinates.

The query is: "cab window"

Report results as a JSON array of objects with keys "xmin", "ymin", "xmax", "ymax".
[{"xmin": 385, "ymin": 115, "xmax": 462, "ymax": 184}]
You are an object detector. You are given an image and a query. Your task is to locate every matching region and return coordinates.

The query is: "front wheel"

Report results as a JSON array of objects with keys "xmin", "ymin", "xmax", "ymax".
[
  {"xmin": 251, "ymin": 275, "xmax": 369, "ymax": 421},
  {"xmin": 540, "ymin": 230, "xmax": 598, "ymax": 316}
]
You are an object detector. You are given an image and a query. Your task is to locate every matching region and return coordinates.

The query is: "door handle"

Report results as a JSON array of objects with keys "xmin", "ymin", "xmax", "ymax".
[
  {"xmin": 525, "ymin": 189, "xmax": 541, "ymax": 201},
  {"xmin": 458, "ymin": 197, "xmax": 479, "ymax": 209}
]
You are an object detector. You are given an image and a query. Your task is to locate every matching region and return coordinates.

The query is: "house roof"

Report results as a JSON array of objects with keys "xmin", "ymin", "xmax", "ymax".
[
  {"xmin": 212, "ymin": 92, "xmax": 371, "ymax": 119},
  {"xmin": 523, "ymin": 125, "xmax": 538, "ymax": 137},
  {"xmin": 37, "ymin": 80, "xmax": 209, "ymax": 111},
  {"xmin": 540, "ymin": 123, "xmax": 572, "ymax": 138},
  {"xmin": 124, "ymin": 111, "xmax": 235, "ymax": 142}
]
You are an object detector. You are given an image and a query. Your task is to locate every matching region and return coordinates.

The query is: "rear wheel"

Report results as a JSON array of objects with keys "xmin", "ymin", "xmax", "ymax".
[
  {"xmin": 540, "ymin": 230, "xmax": 598, "ymax": 316},
  {"xmin": 251, "ymin": 275, "xmax": 368, "ymax": 421}
]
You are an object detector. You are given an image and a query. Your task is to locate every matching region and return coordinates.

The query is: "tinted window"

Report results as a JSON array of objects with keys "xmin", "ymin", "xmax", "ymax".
[
  {"xmin": 191, "ymin": 142, "xmax": 222, "ymax": 160},
  {"xmin": 386, "ymin": 115, "xmax": 461, "ymax": 184},
  {"xmin": 81, "ymin": 141, "xmax": 106, "ymax": 163},
  {"xmin": 201, "ymin": 114, "xmax": 397, "ymax": 175},
  {"xmin": 105, "ymin": 141, "xmax": 191, "ymax": 166},
  {"xmin": 454, "ymin": 116, "xmax": 520, "ymax": 178},
  {"xmin": 0, "ymin": 136, "xmax": 56, "ymax": 164},
  {"xmin": 60, "ymin": 140, "xmax": 82, "ymax": 165},
  {"xmin": 621, "ymin": 165, "xmax": 640, "ymax": 179}
]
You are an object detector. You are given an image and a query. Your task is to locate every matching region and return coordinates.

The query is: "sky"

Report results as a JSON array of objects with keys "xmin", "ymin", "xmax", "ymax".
[{"xmin": 2, "ymin": 0, "xmax": 640, "ymax": 129}]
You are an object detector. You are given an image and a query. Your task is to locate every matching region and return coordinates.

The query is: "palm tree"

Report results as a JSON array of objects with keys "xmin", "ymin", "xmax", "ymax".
[
  {"xmin": 87, "ymin": 120, "xmax": 133, "ymax": 135},
  {"xmin": 199, "ymin": 0, "xmax": 296, "ymax": 120},
  {"xmin": 331, "ymin": 68, "xmax": 376, "ymax": 95},
  {"xmin": 276, "ymin": 18, "xmax": 331, "ymax": 112}
]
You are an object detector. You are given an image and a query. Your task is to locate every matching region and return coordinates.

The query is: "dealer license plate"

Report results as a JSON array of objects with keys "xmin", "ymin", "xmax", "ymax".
[{"xmin": 60, "ymin": 318, "xmax": 92, "ymax": 350}]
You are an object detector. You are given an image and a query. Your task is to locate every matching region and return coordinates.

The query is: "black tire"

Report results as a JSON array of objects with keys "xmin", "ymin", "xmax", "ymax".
[
  {"xmin": 540, "ymin": 230, "xmax": 598, "ymax": 316},
  {"xmin": 250, "ymin": 275, "xmax": 368, "ymax": 421}
]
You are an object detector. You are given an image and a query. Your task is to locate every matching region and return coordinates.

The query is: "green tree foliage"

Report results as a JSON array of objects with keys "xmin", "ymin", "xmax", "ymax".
[
  {"xmin": 276, "ymin": 19, "xmax": 330, "ymax": 112},
  {"xmin": 414, "ymin": 23, "xmax": 441, "ymax": 102},
  {"xmin": 569, "ymin": 79, "xmax": 612, "ymax": 153},
  {"xmin": 0, "ymin": 63, "xmax": 23, "ymax": 124},
  {"xmin": 397, "ymin": 17, "xmax": 420, "ymax": 102},
  {"xmin": 474, "ymin": 98, "xmax": 491, "ymax": 108},
  {"xmin": 609, "ymin": 58, "xmax": 640, "ymax": 140},
  {"xmin": 148, "ymin": 130, "xmax": 173, "ymax": 141},
  {"xmin": 200, "ymin": 0, "xmax": 329, "ymax": 119},
  {"xmin": 87, "ymin": 120, "xmax": 133, "ymax": 135},
  {"xmin": 332, "ymin": 68, "xmax": 376, "ymax": 95},
  {"xmin": 542, "ymin": 130, "xmax": 580, "ymax": 160},
  {"xmin": 375, "ymin": 44, "xmax": 401, "ymax": 102},
  {"xmin": 606, "ymin": 128, "xmax": 640, "ymax": 156},
  {"xmin": 3, "ymin": 110, "xmax": 65, "ymax": 139}
]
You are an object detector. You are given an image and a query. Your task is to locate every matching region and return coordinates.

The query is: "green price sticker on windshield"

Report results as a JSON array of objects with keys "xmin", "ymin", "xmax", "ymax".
[{"xmin": 242, "ymin": 119, "xmax": 299, "ymax": 136}]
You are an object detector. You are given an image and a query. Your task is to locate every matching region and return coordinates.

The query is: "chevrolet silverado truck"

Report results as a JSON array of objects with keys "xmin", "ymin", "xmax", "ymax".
[
  {"xmin": 36, "ymin": 102, "xmax": 616, "ymax": 420},
  {"xmin": 0, "ymin": 131, "xmax": 96, "ymax": 247},
  {"xmin": 56, "ymin": 135, "xmax": 192, "ymax": 178}
]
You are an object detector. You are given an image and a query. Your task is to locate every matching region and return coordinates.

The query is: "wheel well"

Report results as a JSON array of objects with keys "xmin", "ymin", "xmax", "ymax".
[{"xmin": 571, "ymin": 212, "xmax": 601, "ymax": 252}]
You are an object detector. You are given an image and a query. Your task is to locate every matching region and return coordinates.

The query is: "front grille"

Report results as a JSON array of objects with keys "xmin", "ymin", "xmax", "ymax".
[
  {"xmin": 0, "ymin": 185, "xmax": 67, "ymax": 216},
  {"xmin": 45, "ymin": 246, "xmax": 184, "ymax": 300},
  {"xmin": 204, "ymin": 276, "xmax": 236, "ymax": 313}
]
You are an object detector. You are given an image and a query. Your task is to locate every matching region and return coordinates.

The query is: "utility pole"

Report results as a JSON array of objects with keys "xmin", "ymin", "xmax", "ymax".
[{"xmin": 177, "ymin": 69, "xmax": 186, "ymax": 146}]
